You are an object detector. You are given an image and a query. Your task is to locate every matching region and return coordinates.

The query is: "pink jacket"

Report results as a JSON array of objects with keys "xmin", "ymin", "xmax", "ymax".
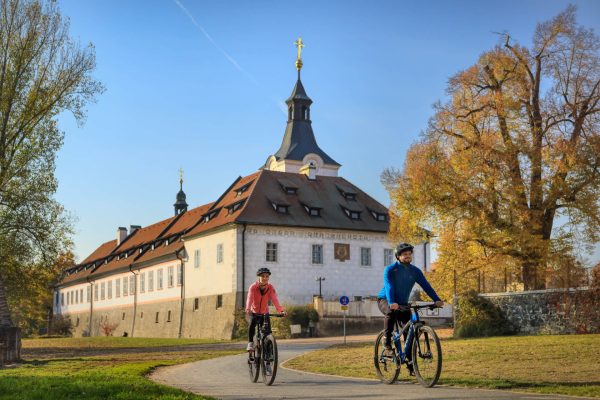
[{"xmin": 245, "ymin": 282, "xmax": 284, "ymax": 314}]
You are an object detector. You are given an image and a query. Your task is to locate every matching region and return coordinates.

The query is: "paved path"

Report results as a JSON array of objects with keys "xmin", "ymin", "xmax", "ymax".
[{"xmin": 150, "ymin": 337, "xmax": 580, "ymax": 400}]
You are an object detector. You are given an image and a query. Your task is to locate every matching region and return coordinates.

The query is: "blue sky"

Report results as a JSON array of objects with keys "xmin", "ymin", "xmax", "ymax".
[{"xmin": 55, "ymin": 0, "xmax": 600, "ymax": 265}]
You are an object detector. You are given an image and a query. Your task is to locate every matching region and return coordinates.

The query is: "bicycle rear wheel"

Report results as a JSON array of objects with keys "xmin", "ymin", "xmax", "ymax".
[
  {"xmin": 373, "ymin": 330, "xmax": 400, "ymax": 384},
  {"xmin": 248, "ymin": 348, "xmax": 260, "ymax": 382},
  {"xmin": 261, "ymin": 335, "xmax": 278, "ymax": 386},
  {"xmin": 412, "ymin": 325, "xmax": 442, "ymax": 387}
]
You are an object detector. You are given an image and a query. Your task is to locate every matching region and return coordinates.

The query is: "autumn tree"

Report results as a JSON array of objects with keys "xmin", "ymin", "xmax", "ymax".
[
  {"xmin": 384, "ymin": 6, "xmax": 599, "ymax": 290},
  {"xmin": 0, "ymin": 0, "xmax": 103, "ymax": 337}
]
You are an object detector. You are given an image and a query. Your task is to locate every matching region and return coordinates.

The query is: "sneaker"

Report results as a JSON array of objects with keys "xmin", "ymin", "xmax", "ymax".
[
  {"xmin": 246, "ymin": 342, "xmax": 254, "ymax": 352},
  {"xmin": 407, "ymin": 361, "xmax": 415, "ymax": 376}
]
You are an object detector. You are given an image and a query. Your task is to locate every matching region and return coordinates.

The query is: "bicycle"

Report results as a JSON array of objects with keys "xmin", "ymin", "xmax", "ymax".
[
  {"xmin": 247, "ymin": 313, "xmax": 285, "ymax": 386},
  {"xmin": 373, "ymin": 303, "xmax": 442, "ymax": 387}
]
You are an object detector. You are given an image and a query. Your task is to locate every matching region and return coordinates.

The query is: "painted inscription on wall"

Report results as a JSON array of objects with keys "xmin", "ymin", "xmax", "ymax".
[{"xmin": 247, "ymin": 227, "xmax": 387, "ymax": 242}]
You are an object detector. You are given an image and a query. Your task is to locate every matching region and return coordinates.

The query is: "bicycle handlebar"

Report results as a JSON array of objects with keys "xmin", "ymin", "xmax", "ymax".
[
  {"xmin": 251, "ymin": 313, "xmax": 286, "ymax": 317},
  {"xmin": 396, "ymin": 303, "xmax": 441, "ymax": 311}
]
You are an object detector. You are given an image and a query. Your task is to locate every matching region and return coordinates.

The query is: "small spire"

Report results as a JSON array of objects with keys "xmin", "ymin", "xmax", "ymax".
[
  {"xmin": 294, "ymin": 37, "xmax": 304, "ymax": 78},
  {"xmin": 179, "ymin": 167, "xmax": 184, "ymax": 191}
]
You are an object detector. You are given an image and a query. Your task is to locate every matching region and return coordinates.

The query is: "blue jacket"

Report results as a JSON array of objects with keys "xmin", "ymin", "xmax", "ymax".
[{"xmin": 377, "ymin": 261, "xmax": 441, "ymax": 305}]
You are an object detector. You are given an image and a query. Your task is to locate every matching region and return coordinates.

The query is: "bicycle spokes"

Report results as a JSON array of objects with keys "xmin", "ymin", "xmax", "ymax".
[{"xmin": 412, "ymin": 326, "xmax": 442, "ymax": 388}]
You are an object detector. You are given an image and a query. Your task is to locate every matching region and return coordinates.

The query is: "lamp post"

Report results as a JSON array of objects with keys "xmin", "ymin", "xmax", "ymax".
[{"xmin": 315, "ymin": 276, "xmax": 325, "ymax": 298}]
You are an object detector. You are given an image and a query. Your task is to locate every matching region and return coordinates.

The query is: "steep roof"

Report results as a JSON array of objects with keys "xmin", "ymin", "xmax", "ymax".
[
  {"xmin": 237, "ymin": 170, "xmax": 388, "ymax": 233},
  {"xmin": 61, "ymin": 170, "xmax": 388, "ymax": 287}
]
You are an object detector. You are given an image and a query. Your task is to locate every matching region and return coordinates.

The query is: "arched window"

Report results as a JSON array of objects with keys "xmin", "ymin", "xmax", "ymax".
[
  {"xmin": 288, "ymin": 106, "xmax": 293, "ymax": 120},
  {"xmin": 302, "ymin": 105, "xmax": 307, "ymax": 120}
]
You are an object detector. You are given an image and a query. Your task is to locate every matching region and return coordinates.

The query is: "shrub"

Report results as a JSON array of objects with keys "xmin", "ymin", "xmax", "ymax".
[
  {"xmin": 235, "ymin": 304, "xmax": 319, "ymax": 339},
  {"xmin": 99, "ymin": 320, "xmax": 119, "ymax": 336},
  {"xmin": 454, "ymin": 291, "xmax": 515, "ymax": 338},
  {"xmin": 49, "ymin": 315, "xmax": 73, "ymax": 337}
]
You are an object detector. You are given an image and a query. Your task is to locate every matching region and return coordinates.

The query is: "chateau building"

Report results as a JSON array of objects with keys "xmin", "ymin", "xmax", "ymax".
[{"xmin": 54, "ymin": 42, "xmax": 430, "ymax": 338}]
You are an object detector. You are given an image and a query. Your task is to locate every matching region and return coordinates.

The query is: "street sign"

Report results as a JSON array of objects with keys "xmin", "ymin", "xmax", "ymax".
[
  {"xmin": 339, "ymin": 296, "xmax": 349, "ymax": 305},
  {"xmin": 341, "ymin": 305, "xmax": 349, "ymax": 311}
]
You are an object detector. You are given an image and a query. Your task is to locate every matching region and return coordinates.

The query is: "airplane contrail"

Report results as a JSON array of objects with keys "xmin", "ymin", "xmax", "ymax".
[{"xmin": 172, "ymin": 0, "xmax": 287, "ymax": 114}]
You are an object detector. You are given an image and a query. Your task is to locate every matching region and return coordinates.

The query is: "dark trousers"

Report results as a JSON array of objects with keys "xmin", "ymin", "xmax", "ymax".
[
  {"xmin": 377, "ymin": 298, "xmax": 412, "ymax": 358},
  {"xmin": 247, "ymin": 314, "xmax": 270, "ymax": 342}
]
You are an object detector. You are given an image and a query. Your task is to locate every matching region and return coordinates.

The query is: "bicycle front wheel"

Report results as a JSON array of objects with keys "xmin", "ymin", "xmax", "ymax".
[
  {"xmin": 373, "ymin": 330, "xmax": 400, "ymax": 384},
  {"xmin": 261, "ymin": 335, "xmax": 278, "ymax": 386},
  {"xmin": 248, "ymin": 348, "xmax": 260, "ymax": 382},
  {"xmin": 412, "ymin": 325, "xmax": 442, "ymax": 387}
]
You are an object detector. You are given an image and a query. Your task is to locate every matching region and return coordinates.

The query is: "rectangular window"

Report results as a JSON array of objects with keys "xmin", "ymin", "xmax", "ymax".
[
  {"xmin": 384, "ymin": 249, "xmax": 394, "ymax": 266},
  {"xmin": 194, "ymin": 249, "xmax": 200, "ymax": 268},
  {"xmin": 217, "ymin": 244, "xmax": 224, "ymax": 263},
  {"xmin": 168, "ymin": 266, "xmax": 174, "ymax": 287},
  {"xmin": 140, "ymin": 272, "xmax": 146, "ymax": 293},
  {"xmin": 148, "ymin": 270, "xmax": 154, "ymax": 291},
  {"xmin": 312, "ymin": 244, "xmax": 323, "ymax": 265},
  {"xmin": 361, "ymin": 247, "xmax": 372, "ymax": 266},
  {"xmin": 86, "ymin": 286, "xmax": 90, "ymax": 302},
  {"xmin": 116, "ymin": 278, "xmax": 120, "ymax": 298},
  {"xmin": 100, "ymin": 282, "xmax": 106, "ymax": 300},
  {"xmin": 167, "ymin": 310, "xmax": 172, "ymax": 322},
  {"xmin": 61, "ymin": 293, "xmax": 64, "ymax": 306},
  {"xmin": 177, "ymin": 264, "xmax": 183, "ymax": 286},
  {"xmin": 216, "ymin": 294, "xmax": 223, "ymax": 309},
  {"xmin": 75, "ymin": 290, "xmax": 79, "ymax": 304},
  {"xmin": 129, "ymin": 275, "xmax": 135, "ymax": 295},
  {"xmin": 158, "ymin": 269, "xmax": 164, "ymax": 290},
  {"xmin": 55, "ymin": 292, "xmax": 59, "ymax": 306},
  {"xmin": 266, "ymin": 242, "xmax": 278, "ymax": 262},
  {"xmin": 122, "ymin": 312, "xmax": 126, "ymax": 320},
  {"xmin": 123, "ymin": 277, "xmax": 128, "ymax": 296},
  {"xmin": 66, "ymin": 292, "xmax": 70, "ymax": 305},
  {"xmin": 94, "ymin": 284, "xmax": 99, "ymax": 301},
  {"xmin": 194, "ymin": 298, "xmax": 199, "ymax": 311},
  {"xmin": 80, "ymin": 289, "xmax": 84, "ymax": 303},
  {"xmin": 155, "ymin": 312, "xmax": 159, "ymax": 323},
  {"xmin": 107, "ymin": 280, "xmax": 112, "ymax": 299}
]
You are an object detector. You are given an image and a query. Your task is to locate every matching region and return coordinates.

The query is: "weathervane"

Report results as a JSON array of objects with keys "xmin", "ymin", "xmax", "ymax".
[{"xmin": 294, "ymin": 37, "xmax": 305, "ymax": 74}]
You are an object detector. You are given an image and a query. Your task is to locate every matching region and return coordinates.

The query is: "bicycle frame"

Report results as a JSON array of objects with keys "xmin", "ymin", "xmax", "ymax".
[{"xmin": 391, "ymin": 307, "xmax": 429, "ymax": 363}]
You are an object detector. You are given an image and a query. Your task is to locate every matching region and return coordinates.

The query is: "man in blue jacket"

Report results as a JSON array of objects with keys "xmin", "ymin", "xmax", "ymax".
[{"xmin": 377, "ymin": 242, "xmax": 444, "ymax": 372}]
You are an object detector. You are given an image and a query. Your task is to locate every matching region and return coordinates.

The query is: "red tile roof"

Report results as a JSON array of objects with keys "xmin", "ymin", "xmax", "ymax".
[{"xmin": 61, "ymin": 169, "xmax": 388, "ymax": 287}]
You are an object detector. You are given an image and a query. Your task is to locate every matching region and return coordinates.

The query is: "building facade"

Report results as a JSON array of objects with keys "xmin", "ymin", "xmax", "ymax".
[{"xmin": 55, "ymin": 49, "xmax": 430, "ymax": 339}]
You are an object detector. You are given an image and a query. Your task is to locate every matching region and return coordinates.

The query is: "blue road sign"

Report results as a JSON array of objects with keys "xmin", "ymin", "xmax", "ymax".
[{"xmin": 340, "ymin": 296, "xmax": 349, "ymax": 305}]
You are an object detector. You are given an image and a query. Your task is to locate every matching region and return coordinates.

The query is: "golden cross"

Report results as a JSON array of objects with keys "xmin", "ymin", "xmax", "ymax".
[{"xmin": 294, "ymin": 37, "xmax": 305, "ymax": 60}]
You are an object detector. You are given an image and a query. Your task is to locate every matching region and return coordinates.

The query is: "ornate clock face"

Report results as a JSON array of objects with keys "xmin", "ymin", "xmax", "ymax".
[{"xmin": 334, "ymin": 243, "xmax": 350, "ymax": 262}]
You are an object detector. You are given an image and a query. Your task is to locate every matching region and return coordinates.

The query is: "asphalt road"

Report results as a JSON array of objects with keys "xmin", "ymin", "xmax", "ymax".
[{"xmin": 150, "ymin": 338, "xmax": 581, "ymax": 400}]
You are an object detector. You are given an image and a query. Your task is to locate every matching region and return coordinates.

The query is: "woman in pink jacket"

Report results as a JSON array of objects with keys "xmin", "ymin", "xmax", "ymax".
[{"xmin": 245, "ymin": 267, "xmax": 286, "ymax": 351}]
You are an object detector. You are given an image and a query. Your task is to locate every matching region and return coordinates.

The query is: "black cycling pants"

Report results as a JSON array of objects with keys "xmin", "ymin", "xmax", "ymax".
[{"xmin": 377, "ymin": 298, "xmax": 411, "ymax": 357}]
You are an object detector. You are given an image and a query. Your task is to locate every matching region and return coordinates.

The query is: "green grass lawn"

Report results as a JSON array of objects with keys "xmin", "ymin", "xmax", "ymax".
[
  {"xmin": 1, "ymin": 337, "xmax": 243, "ymax": 400},
  {"xmin": 284, "ymin": 334, "xmax": 600, "ymax": 398}
]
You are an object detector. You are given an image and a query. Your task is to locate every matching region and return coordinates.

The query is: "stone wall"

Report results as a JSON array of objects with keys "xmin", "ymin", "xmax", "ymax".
[
  {"xmin": 64, "ymin": 292, "xmax": 238, "ymax": 339},
  {"xmin": 480, "ymin": 287, "xmax": 600, "ymax": 334}
]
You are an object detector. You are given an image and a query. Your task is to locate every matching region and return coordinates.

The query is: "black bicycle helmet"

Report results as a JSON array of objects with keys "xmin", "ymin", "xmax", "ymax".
[
  {"xmin": 394, "ymin": 243, "xmax": 414, "ymax": 257},
  {"xmin": 256, "ymin": 267, "xmax": 272, "ymax": 276}
]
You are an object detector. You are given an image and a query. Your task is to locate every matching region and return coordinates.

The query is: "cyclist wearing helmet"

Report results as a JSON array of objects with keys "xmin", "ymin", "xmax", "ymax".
[
  {"xmin": 245, "ymin": 267, "xmax": 286, "ymax": 351},
  {"xmin": 377, "ymin": 243, "xmax": 443, "ymax": 373}
]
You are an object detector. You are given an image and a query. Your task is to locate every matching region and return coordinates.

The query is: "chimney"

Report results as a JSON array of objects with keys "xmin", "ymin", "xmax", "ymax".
[
  {"xmin": 130, "ymin": 225, "xmax": 141, "ymax": 235},
  {"xmin": 117, "ymin": 227, "xmax": 127, "ymax": 246},
  {"xmin": 300, "ymin": 162, "xmax": 317, "ymax": 180}
]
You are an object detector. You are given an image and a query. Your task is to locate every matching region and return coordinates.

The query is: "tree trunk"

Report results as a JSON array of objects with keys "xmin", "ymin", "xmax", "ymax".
[{"xmin": 0, "ymin": 274, "xmax": 13, "ymax": 328}]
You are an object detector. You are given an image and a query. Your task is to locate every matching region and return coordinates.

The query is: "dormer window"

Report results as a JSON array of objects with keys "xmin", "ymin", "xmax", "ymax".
[
  {"xmin": 303, "ymin": 204, "xmax": 321, "ymax": 217},
  {"xmin": 271, "ymin": 202, "xmax": 289, "ymax": 214},
  {"xmin": 337, "ymin": 186, "xmax": 357, "ymax": 201},
  {"xmin": 203, "ymin": 209, "xmax": 219, "ymax": 222},
  {"xmin": 227, "ymin": 199, "xmax": 246, "ymax": 215},
  {"xmin": 235, "ymin": 181, "xmax": 253, "ymax": 197},
  {"xmin": 281, "ymin": 184, "xmax": 297, "ymax": 195},
  {"xmin": 341, "ymin": 206, "xmax": 361, "ymax": 220},
  {"xmin": 369, "ymin": 209, "xmax": 388, "ymax": 222}
]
